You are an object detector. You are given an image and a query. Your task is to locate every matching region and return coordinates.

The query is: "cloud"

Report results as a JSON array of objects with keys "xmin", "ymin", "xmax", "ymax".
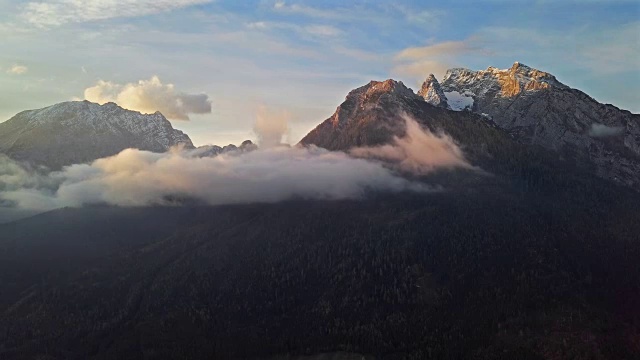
[
  {"xmin": 304, "ymin": 25, "xmax": 342, "ymax": 37},
  {"xmin": 20, "ymin": 0, "xmax": 213, "ymax": 27},
  {"xmin": 588, "ymin": 123, "xmax": 625, "ymax": 138},
  {"xmin": 84, "ymin": 76, "xmax": 211, "ymax": 120},
  {"xmin": 273, "ymin": 1, "xmax": 341, "ymax": 19},
  {"xmin": 392, "ymin": 59, "xmax": 451, "ymax": 83},
  {"xmin": 253, "ymin": 106, "xmax": 290, "ymax": 148},
  {"xmin": 7, "ymin": 64, "xmax": 28, "ymax": 75},
  {"xmin": 350, "ymin": 115, "xmax": 472, "ymax": 174},
  {"xmin": 386, "ymin": 4, "xmax": 445, "ymax": 28},
  {"xmin": 395, "ymin": 40, "xmax": 479, "ymax": 61},
  {"xmin": 392, "ymin": 39, "xmax": 485, "ymax": 80},
  {"xmin": 0, "ymin": 146, "xmax": 428, "ymax": 211},
  {"xmin": 245, "ymin": 21, "xmax": 342, "ymax": 38}
]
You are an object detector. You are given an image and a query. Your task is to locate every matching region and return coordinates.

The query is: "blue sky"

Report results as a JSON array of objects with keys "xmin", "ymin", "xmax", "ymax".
[{"xmin": 0, "ymin": 0, "xmax": 638, "ymax": 146}]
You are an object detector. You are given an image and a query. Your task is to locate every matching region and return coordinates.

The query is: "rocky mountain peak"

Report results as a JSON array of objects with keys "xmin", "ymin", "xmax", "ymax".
[
  {"xmin": 0, "ymin": 100, "xmax": 193, "ymax": 169},
  {"xmin": 440, "ymin": 62, "xmax": 640, "ymax": 188},
  {"xmin": 357, "ymin": 79, "xmax": 417, "ymax": 101},
  {"xmin": 418, "ymin": 74, "xmax": 448, "ymax": 108},
  {"xmin": 442, "ymin": 62, "xmax": 567, "ymax": 99},
  {"xmin": 326, "ymin": 79, "xmax": 419, "ymax": 129}
]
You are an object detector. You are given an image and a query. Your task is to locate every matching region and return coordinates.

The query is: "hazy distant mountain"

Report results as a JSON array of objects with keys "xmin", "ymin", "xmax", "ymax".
[
  {"xmin": 436, "ymin": 62, "xmax": 640, "ymax": 187},
  {"xmin": 190, "ymin": 139, "xmax": 258, "ymax": 158},
  {"xmin": 0, "ymin": 100, "xmax": 193, "ymax": 169}
]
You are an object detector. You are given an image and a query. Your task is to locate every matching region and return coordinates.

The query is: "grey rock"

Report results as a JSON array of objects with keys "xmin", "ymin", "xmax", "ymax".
[
  {"xmin": 440, "ymin": 62, "xmax": 640, "ymax": 188},
  {"xmin": 0, "ymin": 100, "xmax": 193, "ymax": 169},
  {"xmin": 418, "ymin": 74, "xmax": 448, "ymax": 108}
]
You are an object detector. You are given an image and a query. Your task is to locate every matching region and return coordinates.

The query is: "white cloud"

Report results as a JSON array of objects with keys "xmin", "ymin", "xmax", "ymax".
[
  {"xmin": 253, "ymin": 106, "xmax": 290, "ymax": 148},
  {"xmin": 20, "ymin": 0, "xmax": 213, "ymax": 27},
  {"xmin": 304, "ymin": 25, "xmax": 342, "ymax": 37},
  {"xmin": 0, "ymin": 115, "xmax": 476, "ymax": 212},
  {"xmin": 245, "ymin": 21, "xmax": 342, "ymax": 38},
  {"xmin": 588, "ymin": 123, "xmax": 625, "ymax": 138},
  {"xmin": 1, "ymin": 145, "xmax": 428, "ymax": 211},
  {"xmin": 7, "ymin": 64, "xmax": 28, "ymax": 75},
  {"xmin": 84, "ymin": 76, "xmax": 211, "ymax": 120},
  {"xmin": 272, "ymin": 1, "xmax": 341, "ymax": 19},
  {"xmin": 351, "ymin": 115, "xmax": 472, "ymax": 174}
]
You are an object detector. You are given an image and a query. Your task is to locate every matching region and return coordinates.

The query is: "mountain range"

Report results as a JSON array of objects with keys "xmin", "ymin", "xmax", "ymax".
[
  {"xmin": 0, "ymin": 63, "xmax": 639, "ymax": 359},
  {"xmin": 302, "ymin": 62, "xmax": 640, "ymax": 188}
]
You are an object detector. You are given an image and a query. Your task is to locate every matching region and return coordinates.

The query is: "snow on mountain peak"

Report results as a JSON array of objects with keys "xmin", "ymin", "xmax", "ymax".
[
  {"xmin": 0, "ymin": 100, "xmax": 194, "ymax": 169},
  {"xmin": 440, "ymin": 62, "xmax": 567, "ymax": 100}
]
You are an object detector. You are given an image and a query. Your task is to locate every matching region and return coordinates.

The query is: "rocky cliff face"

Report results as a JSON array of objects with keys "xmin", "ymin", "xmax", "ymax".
[
  {"xmin": 437, "ymin": 62, "xmax": 640, "ymax": 187},
  {"xmin": 299, "ymin": 79, "xmax": 424, "ymax": 150},
  {"xmin": 0, "ymin": 100, "xmax": 194, "ymax": 169},
  {"xmin": 298, "ymin": 78, "xmax": 525, "ymax": 176},
  {"xmin": 418, "ymin": 74, "xmax": 448, "ymax": 109}
]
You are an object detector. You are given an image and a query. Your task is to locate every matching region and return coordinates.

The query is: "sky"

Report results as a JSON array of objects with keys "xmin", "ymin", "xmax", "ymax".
[{"xmin": 0, "ymin": 0, "xmax": 638, "ymax": 146}]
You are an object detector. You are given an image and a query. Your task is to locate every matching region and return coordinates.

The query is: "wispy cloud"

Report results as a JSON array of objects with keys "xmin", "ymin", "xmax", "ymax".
[
  {"xmin": 388, "ymin": 4, "xmax": 445, "ymax": 28},
  {"xmin": 273, "ymin": 1, "xmax": 342, "ymax": 19},
  {"xmin": 84, "ymin": 76, "xmax": 211, "ymax": 120},
  {"xmin": 7, "ymin": 64, "xmax": 28, "ymax": 75},
  {"xmin": 20, "ymin": 0, "xmax": 213, "ymax": 27},
  {"xmin": 304, "ymin": 24, "xmax": 342, "ymax": 37},
  {"xmin": 246, "ymin": 21, "xmax": 342, "ymax": 38},
  {"xmin": 395, "ymin": 39, "xmax": 482, "ymax": 60},
  {"xmin": 351, "ymin": 115, "xmax": 471, "ymax": 174},
  {"xmin": 392, "ymin": 38, "xmax": 486, "ymax": 80},
  {"xmin": 588, "ymin": 123, "xmax": 625, "ymax": 138}
]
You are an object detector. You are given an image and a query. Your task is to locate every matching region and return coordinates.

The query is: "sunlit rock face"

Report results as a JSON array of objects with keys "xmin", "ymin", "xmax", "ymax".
[
  {"xmin": 0, "ymin": 100, "xmax": 193, "ymax": 169},
  {"xmin": 418, "ymin": 74, "xmax": 449, "ymax": 109},
  {"xmin": 439, "ymin": 62, "xmax": 640, "ymax": 188}
]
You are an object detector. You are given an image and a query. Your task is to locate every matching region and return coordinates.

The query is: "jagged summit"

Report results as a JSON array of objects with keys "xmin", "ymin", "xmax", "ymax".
[
  {"xmin": 348, "ymin": 79, "xmax": 417, "ymax": 102},
  {"xmin": 442, "ymin": 62, "xmax": 568, "ymax": 99},
  {"xmin": 418, "ymin": 74, "xmax": 448, "ymax": 108},
  {"xmin": 438, "ymin": 62, "xmax": 640, "ymax": 187},
  {"xmin": 0, "ymin": 100, "xmax": 193, "ymax": 169},
  {"xmin": 190, "ymin": 139, "xmax": 257, "ymax": 158},
  {"xmin": 325, "ymin": 79, "xmax": 420, "ymax": 129}
]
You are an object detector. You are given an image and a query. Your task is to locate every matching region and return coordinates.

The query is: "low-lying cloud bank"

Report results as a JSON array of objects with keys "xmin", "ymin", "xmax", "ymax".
[
  {"xmin": 0, "ymin": 146, "xmax": 428, "ymax": 211},
  {"xmin": 84, "ymin": 76, "xmax": 211, "ymax": 120},
  {"xmin": 0, "ymin": 115, "xmax": 472, "ymax": 214}
]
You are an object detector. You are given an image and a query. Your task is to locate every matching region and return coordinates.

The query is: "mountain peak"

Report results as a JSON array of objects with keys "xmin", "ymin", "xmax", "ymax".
[
  {"xmin": 418, "ymin": 74, "xmax": 448, "ymax": 108},
  {"xmin": 0, "ymin": 100, "xmax": 193, "ymax": 169},
  {"xmin": 359, "ymin": 79, "xmax": 416, "ymax": 100},
  {"xmin": 440, "ymin": 62, "xmax": 640, "ymax": 187},
  {"xmin": 510, "ymin": 61, "xmax": 531, "ymax": 72},
  {"xmin": 442, "ymin": 62, "xmax": 567, "ymax": 99}
]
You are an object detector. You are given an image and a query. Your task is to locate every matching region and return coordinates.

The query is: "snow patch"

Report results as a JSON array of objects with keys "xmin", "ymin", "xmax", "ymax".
[{"xmin": 444, "ymin": 91, "xmax": 474, "ymax": 111}]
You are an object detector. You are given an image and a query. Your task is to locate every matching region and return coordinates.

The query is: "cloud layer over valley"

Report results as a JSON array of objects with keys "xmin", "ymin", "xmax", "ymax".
[
  {"xmin": 0, "ymin": 116, "xmax": 474, "ymax": 215},
  {"xmin": 0, "ymin": 146, "xmax": 427, "ymax": 212}
]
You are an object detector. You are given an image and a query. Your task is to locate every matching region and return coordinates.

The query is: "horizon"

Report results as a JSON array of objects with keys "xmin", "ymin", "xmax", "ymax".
[{"xmin": 1, "ymin": 0, "xmax": 638, "ymax": 146}]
